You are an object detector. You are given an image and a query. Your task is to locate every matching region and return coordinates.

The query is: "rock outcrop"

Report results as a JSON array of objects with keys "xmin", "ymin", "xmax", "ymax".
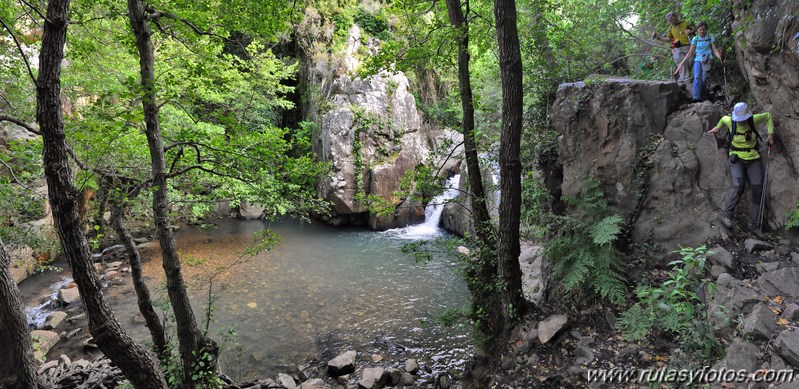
[
  {"xmin": 732, "ymin": 0, "xmax": 799, "ymax": 229},
  {"xmin": 309, "ymin": 26, "xmax": 461, "ymax": 229},
  {"xmin": 550, "ymin": 77, "xmax": 799, "ymax": 259}
]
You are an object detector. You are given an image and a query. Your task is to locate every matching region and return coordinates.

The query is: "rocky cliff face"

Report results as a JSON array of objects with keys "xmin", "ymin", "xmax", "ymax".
[
  {"xmin": 551, "ymin": 77, "xmax": 799, "ymax": 260},
  {"xmin": 308, "ymin": 26, "xmax": 460, "ymax": 229},
  {"xmin": 732, "ymin": 0, "xmax": 799, "ymax": 222}
]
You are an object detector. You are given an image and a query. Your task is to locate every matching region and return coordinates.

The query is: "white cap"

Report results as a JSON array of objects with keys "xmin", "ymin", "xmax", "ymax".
[{"xmin": 732, "ymin": 102, "xmax": 753, "ymax": 122}]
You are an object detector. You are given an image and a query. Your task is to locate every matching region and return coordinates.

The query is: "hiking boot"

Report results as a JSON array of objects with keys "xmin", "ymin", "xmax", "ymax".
[{"xmin": 721, "ymin": 217, "xmax": 734, "ymax": 229}]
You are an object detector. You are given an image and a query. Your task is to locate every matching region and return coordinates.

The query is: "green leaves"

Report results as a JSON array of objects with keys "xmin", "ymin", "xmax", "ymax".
[
  {"xmin": 590, "ymin": 214, "xmax": 624, "ymax": 246},
  {"xmin": 619, "ymin": 245, "xmax": 722, "ymax": 363}
]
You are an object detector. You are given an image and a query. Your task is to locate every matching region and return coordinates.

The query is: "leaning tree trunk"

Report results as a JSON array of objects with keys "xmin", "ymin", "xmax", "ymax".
[
  {"xmin": 445, "ymin": 0, "xmax": 502, "ymax": 354},
  {"xmin": 109, "ymin": 197, "xmax": 168, "ymax": 358},
  {"xmin": 36, "ymin": 0, "xmax": 168, "ymax": 387},
  {"xmin": 494, "ymin": 0, "xmax": 525, "ymax": 332},
  {"xmin": 0, "ymin": 238, "xmax": 40, "ymax": 388},
  {"xmin": 127, "ymin": 0, "xmax": 218, "ymax": 385}
]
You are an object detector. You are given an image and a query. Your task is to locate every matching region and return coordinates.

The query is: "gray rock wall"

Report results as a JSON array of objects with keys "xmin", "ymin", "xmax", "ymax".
[
  {"xmin": 312, "ymin": 69, "xmax": 452, "ymax": 229},
  {"xmin": 732, "ymin": 0, "xmax": 799, "ymax": 228},
  {"xmin": 551, "ymin": 77, "xmax": 799, "ymax": 259}
]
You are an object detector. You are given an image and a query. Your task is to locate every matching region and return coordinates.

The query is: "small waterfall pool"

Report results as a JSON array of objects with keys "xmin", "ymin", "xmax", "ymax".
[
  {"xmin": 381, "ymin": 174, "xmax": 460, "ymax": 241},
  {"xmin": 104, "ymin": 175, "xmax": 473, "ymax": 380}
]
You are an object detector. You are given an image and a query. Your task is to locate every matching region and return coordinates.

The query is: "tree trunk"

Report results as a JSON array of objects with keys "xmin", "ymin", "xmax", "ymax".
[
  {"xmin": 109, "ymin": 198, "xmax": 168, "ymax": 358},
  {"xmin": 0, "ymin": 239, "xmax": 40, "ymax": 389},
  {"xmin": 36, "ymin": 1, "xmax": 168, "ymax": 387},
  {"xmin": 445, "ymin": 0, "xmax": 502, "ymax": 354},
  {"xmin": 494, "ymin": 0, "xmax": 525, "ymax": 330},
  {"xmin": 126, "ymin": 0, "xmax": 218, "ymax": 385}
]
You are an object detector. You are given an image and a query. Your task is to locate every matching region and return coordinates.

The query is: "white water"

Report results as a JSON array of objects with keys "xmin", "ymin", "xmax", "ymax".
[
  {"xmin": 26, "ymin": 277, "xmax": 73, "ymax": 328},
  {"xmin": 382, "ymin": 174, "xmax": 461, "ymax": 240}
]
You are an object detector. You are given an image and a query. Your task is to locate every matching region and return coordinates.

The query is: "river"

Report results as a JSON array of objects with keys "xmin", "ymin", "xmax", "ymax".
[{"xmin": 23, "ymin": 176, "xmax": 473, "ymax": 381}]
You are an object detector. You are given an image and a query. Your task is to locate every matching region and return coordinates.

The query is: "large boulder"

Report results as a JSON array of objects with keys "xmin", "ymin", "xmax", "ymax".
[
  {"xmin": 551, "ymin": 78, "xmax": 685, "ymax": 219},
  {"xmin": 732, "ymin": 0, "xmax": 799, "ymax": 230},
  {"xmin": 550, "ymin": 76, "xmax": 799, "ymax": 259},
  {"xmin": 633, "ymin": 103, "xmax": 729, "ymax": 253}
]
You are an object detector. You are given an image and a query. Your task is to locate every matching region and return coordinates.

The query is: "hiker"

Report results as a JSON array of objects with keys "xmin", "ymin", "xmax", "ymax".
[
  {"xmin": 676, "ymin": 21, "xmax": 723, "ymax": 102},
  {"xmin": 653, "ymin": 12, "xmax": 693, "ymax": 83},
  {"xmin": 707, "ymin": 102, "xmax": 775, "ymax": 229}
]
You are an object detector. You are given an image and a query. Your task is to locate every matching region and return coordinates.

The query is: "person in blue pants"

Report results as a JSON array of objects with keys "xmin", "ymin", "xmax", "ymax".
[{"xmin": 676, "ymin": 21, "xmax": 723, "ymax": 101}]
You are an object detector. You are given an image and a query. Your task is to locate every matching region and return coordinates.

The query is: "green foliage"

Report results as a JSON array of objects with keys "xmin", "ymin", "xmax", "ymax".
[
  {"xmin": 190, "ymin": 346, "xmax": 223, "ymax": 388},
  {"xmin": 619, "ymin": 245, "xmax": 723, "ymax": 363},
  {"xmin": 786, "ymin": 201, "xmax": 799, "ymax": 229},
  {"xmin": 546, "ymin": 178, "xmax": 628, "ymax": 305},
  {"xmin": 354, "ymin": 8, "xmax": 390, "ymax": 41}
]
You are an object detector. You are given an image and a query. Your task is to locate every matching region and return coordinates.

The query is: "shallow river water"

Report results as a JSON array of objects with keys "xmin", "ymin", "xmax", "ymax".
[{"xmin": 121, "ymin": 217, "xmax": 471, "ymax": 380}]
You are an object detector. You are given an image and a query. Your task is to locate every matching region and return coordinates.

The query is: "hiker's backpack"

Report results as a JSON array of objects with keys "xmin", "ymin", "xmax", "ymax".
[{"xmin": 727, "ymin": 116, "xmax": 761, "ymax": 153}]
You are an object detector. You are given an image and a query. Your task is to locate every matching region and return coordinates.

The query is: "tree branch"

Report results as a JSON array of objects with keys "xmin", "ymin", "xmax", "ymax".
[
  {"xmin": 17, "ymin": 0, "xmax": 47, "ymax": 22},
  {"xmin": 146, "ymin": 6, "xmax": 227, "ymax": 42},
  {"xmin": 0, "ymin": 18, "xmax": 38, "ymax": 87},
  {"xmin": 0, "ymin": 158, "xmax": 37, "ymax": 194},
  {"xmin": 0, "ymin": 115, "xmax": 40, "ymax": 135}
]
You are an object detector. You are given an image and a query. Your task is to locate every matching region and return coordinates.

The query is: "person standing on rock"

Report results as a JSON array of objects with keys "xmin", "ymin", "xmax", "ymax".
[
  {"xmin": 654, "ymin": 12, "xmax": 693, "ymax": 83},
  {"xmin": 707, "ymin": 102, "xmax": 775, "ymax": 230},
  {"xmin": 676, "ymin": 21, "xmax": 723, "ymax": 102}
]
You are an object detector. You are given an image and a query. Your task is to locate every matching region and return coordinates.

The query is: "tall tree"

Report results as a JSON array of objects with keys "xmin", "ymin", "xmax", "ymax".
[
  {"xmin": 108, "ymin": 188, "xmax": 169, "ymax": 358},
  {"xmin": 494, "ymin": 0, "xmax": 525, "ymax": 330},
  {"xmin": 126, "ymin": 0, "xmax": 219, "ymax": 385},
  {"xmin": 0, "ymin": 238, "xmax": 40, "ymax": 388},
  {"xmin": 444, "ymin": 0, "xmax": 503, "ymax": 348},
  {"xmin": 35, "ymin": 0, "xmax": 168, "ymax": 387}
]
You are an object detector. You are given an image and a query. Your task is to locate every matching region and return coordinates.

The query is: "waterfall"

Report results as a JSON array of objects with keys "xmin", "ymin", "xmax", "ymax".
[{"xmin": 383, "ymin": 174, "xmax": 461, "ymax": 240}]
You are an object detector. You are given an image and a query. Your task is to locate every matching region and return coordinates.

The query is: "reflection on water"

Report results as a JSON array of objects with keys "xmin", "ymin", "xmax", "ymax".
[{"xmin": 133, "ymin": 218, "xmax": 471, "ymax": 380}]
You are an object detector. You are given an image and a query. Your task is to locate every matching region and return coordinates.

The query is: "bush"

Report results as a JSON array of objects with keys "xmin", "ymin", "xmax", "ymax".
[
  {"xmin": 619, "ymin": 245, "xmax": 723, "ymax": 363},
  {"xmin": 545, "ymin": 178, "xmax": 628, "ymax": 305}
]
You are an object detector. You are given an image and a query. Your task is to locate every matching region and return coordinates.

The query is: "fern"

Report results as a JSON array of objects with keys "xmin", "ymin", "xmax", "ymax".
[
  {"xmin": 591, "ymin": 215, "xmax": 623, "ymax": 245},
  {"xmin": 786, "ymin": 200, "xmax": 799, "ymax": 229},
  {"xmin": 545, "ymin": 178, "xmax": 628, "ymax": 305}
]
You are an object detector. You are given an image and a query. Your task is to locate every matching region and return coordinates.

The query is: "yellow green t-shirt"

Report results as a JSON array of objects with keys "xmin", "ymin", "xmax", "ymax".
[
  {"xmin": 667, "ymin": 22, "xmax": 691, "ymax": 46},
  {"xmin": 716, "ymin": 112, "xmax": 774, "ymax": 160}
]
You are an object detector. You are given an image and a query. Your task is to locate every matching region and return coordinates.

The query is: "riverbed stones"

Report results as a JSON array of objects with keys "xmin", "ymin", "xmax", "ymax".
[
  {"xmin": 328, "ymin": 350, "xmax": 357, "ymax": 377},
  {"xmin": 278, "ymin": 372, "xmax": 297, "ymax": 389},
  {"xmin": 58, "ymin": 287, "xmax": 80, "ymax": 305},
  {"xmin": 404, "ymin": 358, "xmax": 419, "ymax": 374},
  {"xmin": 358, "ymin": 367, "xmax": 386, "ymax": 389},
  {"xmin": 31, "ymin": 330, "xmax": 59, "ymax": 359},
  {"xmin": 299, "ymin": 378, "xmax": 326, "ymax": 389},
  {"xmin": 43, "ymin": 311, "xmax": 68, "ymax": 330},
  {"xmin": 400, "ymin": 372, "xmax": 415, "ymax": 386},
  {"xmin": 385, "ymin": 368, "xmax": 402, "ymax": 386},
  {"xmin": 538, "ymin": 314, "xmax": 568, "ymax": 344},
  {"xmin": 776, "ymin": 330, "xmax": 799, "ymax": 367}
]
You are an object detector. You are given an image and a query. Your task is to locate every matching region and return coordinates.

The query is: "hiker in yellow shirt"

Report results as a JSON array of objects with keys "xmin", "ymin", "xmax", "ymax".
[
  {"xmin": 654, "ymin": 12, "xmax": 693, "ymax": 83},
  {"xmin": 708, "ymin": 102, "xmax": 776, "ymax": 230}
]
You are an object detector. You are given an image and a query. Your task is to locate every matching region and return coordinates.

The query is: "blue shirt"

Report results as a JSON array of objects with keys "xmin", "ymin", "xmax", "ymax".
[{"xmin": 692, "ymin": 34, "xmax": 715, "ymax": 62}]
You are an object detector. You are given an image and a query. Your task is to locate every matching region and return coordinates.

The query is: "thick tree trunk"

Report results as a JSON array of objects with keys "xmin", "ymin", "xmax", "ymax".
[
  {"xmin": 494, "ymin": 0, "xmax": 525, "ymax": 330},
  {"xmin": 126, "ymin": 0, "xmax": 218, "ymax": 385},
  {"xmin": 36, "ymin": 1, "xmax": 168, "ymax": 387},
  {"xmin": 445, "ymin": 0, "xmax": 502, "ymax": 354},
  {"xmin": 109, "ymin": 198, "xmax": 168, "ymax": 358},
  {"xmin": 0, "ymin": 239, "xmax": 40, "ymax": 388}
]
